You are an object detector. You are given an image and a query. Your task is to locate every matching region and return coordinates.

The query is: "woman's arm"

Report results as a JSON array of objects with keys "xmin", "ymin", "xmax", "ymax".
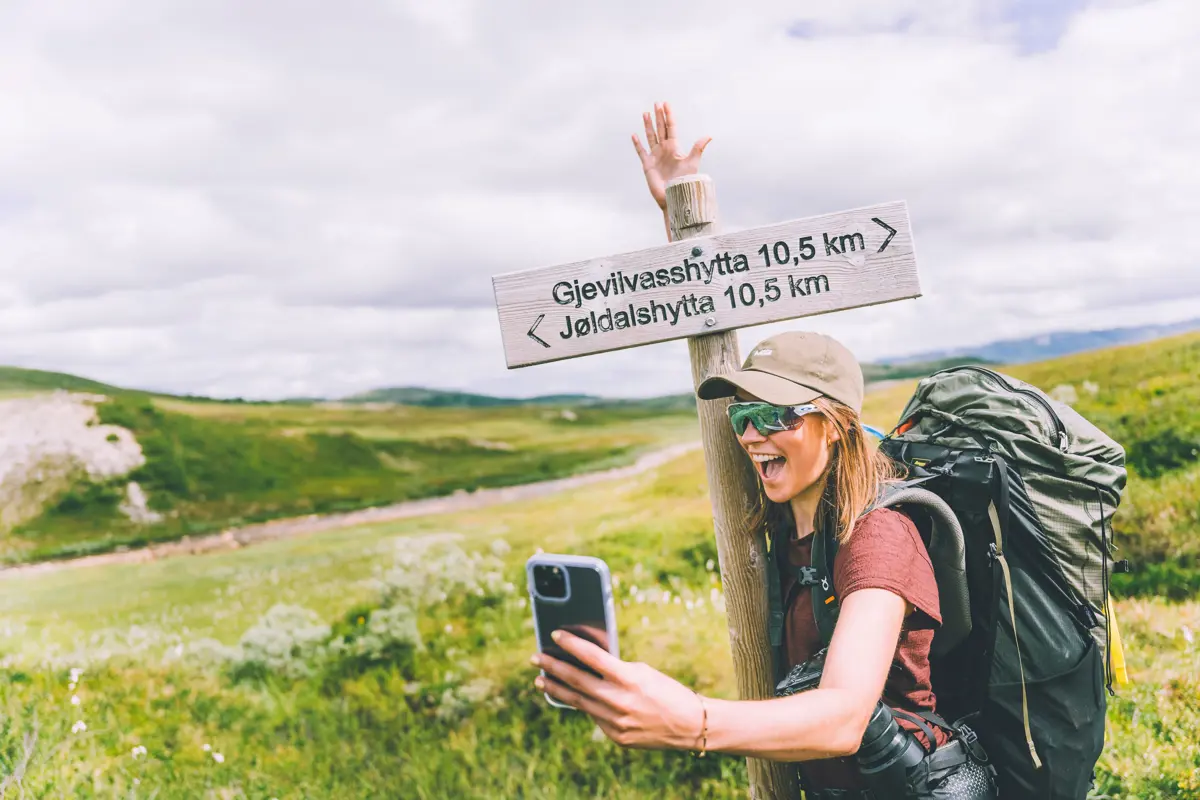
[
  {"xmin": 630, "ymin": 102, "xmax": 712, "ymax": 239},
  {"xmin": 704, "ymin": 588, "xmax": 907, "ymax": 760},
  {"xmin": 532, "ymin": 587, "xmax": 907, "ymax": 762}
]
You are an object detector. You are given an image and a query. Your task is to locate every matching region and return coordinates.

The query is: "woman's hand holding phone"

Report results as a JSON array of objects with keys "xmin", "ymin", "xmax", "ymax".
[{"xmin": 531, "ymin": 630, "xmax": 706, "ymax": 751}]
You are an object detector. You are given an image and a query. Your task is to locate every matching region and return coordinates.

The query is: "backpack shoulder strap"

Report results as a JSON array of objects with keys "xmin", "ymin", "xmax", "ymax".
[
  {"xmin": 809, "ymin": 479, "xmax": 972, "ymax": 652},
  {"xmin": 872, "ymin": 481, "xmax": 973, "ymax": 656},
  {"xmin": 810, "ymin": 523, "xmax": 839, "ymax": 646}
]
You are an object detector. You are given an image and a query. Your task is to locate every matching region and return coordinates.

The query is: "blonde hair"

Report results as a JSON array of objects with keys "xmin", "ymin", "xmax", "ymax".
[{"xmin": 755, "ymin": 397, "xmax": 899, "ymax": 545}]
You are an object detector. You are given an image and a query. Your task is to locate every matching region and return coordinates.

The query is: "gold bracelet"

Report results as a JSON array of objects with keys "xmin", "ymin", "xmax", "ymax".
[{"xmin": 692, "ymin": 692, "xmax": 708, "ymax": 758}]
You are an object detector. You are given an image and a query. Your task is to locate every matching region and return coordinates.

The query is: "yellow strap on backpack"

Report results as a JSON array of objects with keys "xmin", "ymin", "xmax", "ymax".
[{"xmin": 1107, "ymin": 595, "xmax": 1129, "ymax": 685}]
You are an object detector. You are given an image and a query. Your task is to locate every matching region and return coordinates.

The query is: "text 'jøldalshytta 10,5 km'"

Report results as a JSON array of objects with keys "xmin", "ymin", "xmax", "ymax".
[{"xmin": 492, "ymin": 200, "xmax": 921, "ymax": 369}]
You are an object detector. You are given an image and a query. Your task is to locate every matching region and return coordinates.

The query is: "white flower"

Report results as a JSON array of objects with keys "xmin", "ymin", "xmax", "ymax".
[
  {"xmin": 202, "ymin": 743, "xmax": 212, "ymax": 752},
  {"xmin": 212, "ymin": 752, "xmax": 225, "ymax": 764},
  {"xmin": 68, "ymin": 682, "xmax": 76, "ymax": 691},
  {"xmin": 69, "ymin": 667, "xmax": 84, "ymax": 682},
  {"xmin": 1183, "ymin": 625, "xmax": 1195, "ymax": 645},
  {"xmin": 706, "ymin": 559, "xmax": 715, "ymax": 571},
  {"xmin": 132, "ymin": 745, "xmax": 147, "ymax": 758},
  {"xmin": 134, "ymin": 779, "xmax": 140, "ymax": 786},
  {"xmin": 70, "ymin": 695, "xmax": 81, "ymax": 706},
  {"xmin": 71, "ymin": 720, "xmax": 87, "ymax": 734}
]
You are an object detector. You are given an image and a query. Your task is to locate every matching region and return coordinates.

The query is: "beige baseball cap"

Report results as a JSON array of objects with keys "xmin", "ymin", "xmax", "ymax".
[{"xmin": 696, "ymin": 331, "xmax": 864, "ymax": 414}]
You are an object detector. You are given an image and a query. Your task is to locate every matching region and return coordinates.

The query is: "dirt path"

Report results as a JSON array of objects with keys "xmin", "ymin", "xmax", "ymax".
[{"xmin": 0, "ymin": 442, "xmax": 701, "ymax": 578}]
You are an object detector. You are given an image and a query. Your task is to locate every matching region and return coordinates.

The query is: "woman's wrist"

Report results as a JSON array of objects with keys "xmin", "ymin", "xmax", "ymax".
[{"xmin": 689, "ymin": 691, "xmax": 709, "ymax": 756}]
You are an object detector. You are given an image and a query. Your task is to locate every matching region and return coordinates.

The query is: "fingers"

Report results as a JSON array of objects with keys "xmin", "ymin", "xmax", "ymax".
[
  {"xmin": 631, "ymin": 133, "xmax": 649, "ymax": 163},
  {"xmin": 535, "ymin": 651, "xmax": 609, "ymax": 699},
  {"xmin": 550, "ymin": 630, "xmax": 625, "ymax": 679},
  {"xmin": 654, "ymin": 103, "xmax": 668, "ymax": 144},
  {"xmin": 536, "ymin": 674, "xmax": 612, "ymax": 719},
  {"xmin": 643, "ymin": 111, "xmax": 658, "ymax": 147},
  {"xmin": 688, "ymin": 136, "xmax": 712, "ymax": 160},
  {"xmin": 663, "ymin": 101, "xmax": 677, "ymax": 141}
]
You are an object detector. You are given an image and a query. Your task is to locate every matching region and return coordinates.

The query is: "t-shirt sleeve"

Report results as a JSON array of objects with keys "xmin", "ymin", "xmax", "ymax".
[{"xmin": 834, "ymin": 508, "xmax": 942, "ymax": 630}]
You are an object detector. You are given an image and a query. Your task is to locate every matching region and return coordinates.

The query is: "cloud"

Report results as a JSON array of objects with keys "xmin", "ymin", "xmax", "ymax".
[{"xmin": 0, "ymin": 0, "xmax": 1196, "ymax": 399}]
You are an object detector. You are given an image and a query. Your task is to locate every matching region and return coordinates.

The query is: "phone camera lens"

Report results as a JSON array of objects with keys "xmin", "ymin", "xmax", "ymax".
[{"xmin": 533, "ymin": 564, "xmax": 568, "ymax": 599}]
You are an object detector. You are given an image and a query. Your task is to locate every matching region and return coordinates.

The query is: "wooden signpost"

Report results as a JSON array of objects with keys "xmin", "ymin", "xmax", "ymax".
[{"xmin": 493, "ymin": 175, "xmax": 921, "ymax": 800}]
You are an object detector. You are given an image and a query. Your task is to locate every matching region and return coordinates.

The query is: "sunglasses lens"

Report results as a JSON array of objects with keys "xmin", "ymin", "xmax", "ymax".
[{"xmin": 729, "ymin": 403, "xmax": 785, "ymax": 435}]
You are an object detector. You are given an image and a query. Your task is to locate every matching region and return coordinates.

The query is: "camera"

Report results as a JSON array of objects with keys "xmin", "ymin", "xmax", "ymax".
[{"xmin": 532, "ymin": 564, "xmax": 568, "ymax": 599}]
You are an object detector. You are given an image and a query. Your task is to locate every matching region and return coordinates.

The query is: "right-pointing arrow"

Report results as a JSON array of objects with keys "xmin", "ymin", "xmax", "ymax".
[
  {"xmin": 871, "ymin": 218, "xmax": 897, "ymax": 253},
  {"xmin": 527, "ymin": 314, "xmax": 550, "ymax": 348}
]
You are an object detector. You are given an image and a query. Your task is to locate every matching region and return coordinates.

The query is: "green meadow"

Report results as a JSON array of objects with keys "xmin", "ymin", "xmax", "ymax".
[
  {"xmin": 5, "ymin": 392, "xmax": 696, "ymax": 564},
  {"xmin": 0, "ymin": 333, "xmax": 1198, "ymax": 798}
]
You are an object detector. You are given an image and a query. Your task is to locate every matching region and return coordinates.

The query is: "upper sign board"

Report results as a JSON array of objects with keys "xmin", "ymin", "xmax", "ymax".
[{"xmin": 492, "ymin": 200, "xmax": 920, "ymax": 368}]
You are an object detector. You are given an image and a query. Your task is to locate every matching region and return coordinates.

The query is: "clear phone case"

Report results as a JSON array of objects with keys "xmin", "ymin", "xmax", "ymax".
[{"xmin": 526, "ymin": 554, "xmax": 619, "ymax": 709}]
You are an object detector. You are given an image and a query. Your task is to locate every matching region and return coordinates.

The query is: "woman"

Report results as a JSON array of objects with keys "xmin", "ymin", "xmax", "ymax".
[{"xmin": 529, "ymin": 103, "xmax": 988, "ymax": 798}]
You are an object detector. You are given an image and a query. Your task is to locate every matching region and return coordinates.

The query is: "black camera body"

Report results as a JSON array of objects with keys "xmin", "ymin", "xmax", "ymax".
[{"xmin": 776, "ymin": 649, "xmax": 996, "ymax": 800}]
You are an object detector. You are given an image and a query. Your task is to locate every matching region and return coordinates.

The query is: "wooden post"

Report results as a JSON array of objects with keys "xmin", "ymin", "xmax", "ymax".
[{"xmin": 665, "ymin": 175, "xmax": 800, "ymax": 800}]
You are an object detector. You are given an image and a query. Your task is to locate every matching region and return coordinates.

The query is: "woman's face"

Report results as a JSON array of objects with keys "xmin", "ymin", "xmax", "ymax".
[{"xmin": 734, "ymin": 393, "xmax": 834, "ymax": 504}]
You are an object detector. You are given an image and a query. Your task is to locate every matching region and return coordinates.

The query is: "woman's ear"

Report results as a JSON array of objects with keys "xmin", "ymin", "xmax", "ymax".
[{"xmin": 823, "ymin": 417, "xmax": 842, "ymax": 445}]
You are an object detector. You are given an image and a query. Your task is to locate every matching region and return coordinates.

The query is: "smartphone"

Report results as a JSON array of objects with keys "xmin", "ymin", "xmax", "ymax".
[{"xmin": 526, "ymin": 554, "xmax": 619, "ymax": 709}]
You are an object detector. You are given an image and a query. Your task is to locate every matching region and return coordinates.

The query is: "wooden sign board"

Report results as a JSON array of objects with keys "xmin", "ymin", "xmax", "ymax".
[{"xmin": 492, "ymin": 200, "xmax": 920, "ymax": 369}]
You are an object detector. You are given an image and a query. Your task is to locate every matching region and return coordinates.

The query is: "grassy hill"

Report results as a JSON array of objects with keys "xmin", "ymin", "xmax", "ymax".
[
  {"xmin": 4, "ymin": 397, "xmax": 697, "ymax": 564},
  {"xmin": 4, "ymin": 332, "xmax": 1195, "ymax": 573},
  {"xmin": 0, "ymin": 366, "xmax": 125, "ymax": 396}
]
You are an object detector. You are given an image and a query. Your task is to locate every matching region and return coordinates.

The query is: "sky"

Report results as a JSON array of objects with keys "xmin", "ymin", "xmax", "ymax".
[{"xmin": 1, "ymin": 0, "xmax": 1197, "ymax": 400}]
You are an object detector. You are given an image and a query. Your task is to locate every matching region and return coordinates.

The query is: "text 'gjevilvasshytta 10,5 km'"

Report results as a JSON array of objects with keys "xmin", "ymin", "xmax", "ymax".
[{"xmin": 492, "ymin": 200, "xmax": 921, "ymax": 368}]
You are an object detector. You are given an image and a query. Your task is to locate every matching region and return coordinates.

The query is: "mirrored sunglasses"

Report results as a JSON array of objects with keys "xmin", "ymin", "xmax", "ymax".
[{"xmin": 727, "ymin": 402, "xmax": 821, "ymax": 436}]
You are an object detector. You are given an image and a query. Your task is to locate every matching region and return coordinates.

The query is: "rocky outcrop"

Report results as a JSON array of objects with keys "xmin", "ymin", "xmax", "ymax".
[{"xmin": 0, "ymin": 391, "xmax": 148, "ymax": 531}]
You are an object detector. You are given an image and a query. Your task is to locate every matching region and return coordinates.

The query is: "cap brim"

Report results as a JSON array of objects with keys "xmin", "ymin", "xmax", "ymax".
[{"xmin": 696, "ymin": 369, "xmax": 822, "ymax": 405}]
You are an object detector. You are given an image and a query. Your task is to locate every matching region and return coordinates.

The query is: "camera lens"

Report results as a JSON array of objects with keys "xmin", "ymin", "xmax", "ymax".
[{"xmin": 533, "ymin": 564, "xmax": 568, "ymax": 599}]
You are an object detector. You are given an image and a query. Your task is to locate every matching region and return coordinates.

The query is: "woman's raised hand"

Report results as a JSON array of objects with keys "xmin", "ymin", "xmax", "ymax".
[{"xmin": 632, "ymin": 102, "xmax": 712, "ymax": 211}]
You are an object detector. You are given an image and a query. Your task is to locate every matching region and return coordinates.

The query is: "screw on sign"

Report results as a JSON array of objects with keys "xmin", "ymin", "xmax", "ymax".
[{"xmin": 491, "ymin": 125, "xmax": 922, "ymax": 800}]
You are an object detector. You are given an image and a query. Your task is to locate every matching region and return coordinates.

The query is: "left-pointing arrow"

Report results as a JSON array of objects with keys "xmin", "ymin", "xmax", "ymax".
[{"xmin": 528, "ymin": 314, "xmax": 551, "ymax": 348}]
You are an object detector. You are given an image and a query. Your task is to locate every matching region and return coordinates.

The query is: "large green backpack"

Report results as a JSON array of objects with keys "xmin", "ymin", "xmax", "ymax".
[{"xmin": 766, "ymin": 365, "xmax": 1127, "ymax": 799}]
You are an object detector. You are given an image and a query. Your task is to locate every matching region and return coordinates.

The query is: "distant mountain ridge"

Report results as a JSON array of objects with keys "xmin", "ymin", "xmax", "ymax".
[
  {"xmin": 353, "ymin": 357, "xmax": 993, "ymax": 409},
  {"xmin": 341, "ymin": 386, "xmax": 598, "ymax": 408},
  {"xmin": 886, "ymin": 317, "xmax": 1200, "ymax": 366},
  {"xmin": 2, "ymin": 319, "xmax": 1195, "ymax": 407}
]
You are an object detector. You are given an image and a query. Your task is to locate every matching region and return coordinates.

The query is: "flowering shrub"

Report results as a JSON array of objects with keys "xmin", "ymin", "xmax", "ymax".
[
  {"xmin": 327, "ymin": 604, "xmax": 422, "ymax": 679},
  {"xmin": 435, "ymin": 678, "xmax": 502, "ymax": 722},
  {"xmin": 372, "ymin": 538, "xmax": 509, "ymax": 608},
  {"xmin": 230, "ymin": 605, "xmax": 331, "ymax": 680}
]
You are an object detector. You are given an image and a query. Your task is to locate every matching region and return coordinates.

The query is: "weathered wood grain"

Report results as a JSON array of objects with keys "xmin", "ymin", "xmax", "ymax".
[
  {"xmin": 668, "ymin": 176, "xmax": 800, "ymax": 800},
  {"xmin": 494, "ymin": 199, "xmax": 919, "ymax": 369}
]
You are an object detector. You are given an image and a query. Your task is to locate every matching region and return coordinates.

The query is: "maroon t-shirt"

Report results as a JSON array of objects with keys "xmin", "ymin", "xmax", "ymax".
[{"xmin": 779, "ymin": 507, "xmax": 947, "ymax": 790}]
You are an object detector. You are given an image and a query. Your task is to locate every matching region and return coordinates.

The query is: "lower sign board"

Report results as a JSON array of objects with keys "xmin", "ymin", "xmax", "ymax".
[{"xmin": 492, "ymin": 200, "xmax": 920, "ymax": 369}]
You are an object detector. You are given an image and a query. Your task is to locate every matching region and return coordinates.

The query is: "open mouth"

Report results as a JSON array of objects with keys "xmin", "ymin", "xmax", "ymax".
[{"xmin": 750, "ymin": 452, "xmax": 787, "ymax": 481}]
